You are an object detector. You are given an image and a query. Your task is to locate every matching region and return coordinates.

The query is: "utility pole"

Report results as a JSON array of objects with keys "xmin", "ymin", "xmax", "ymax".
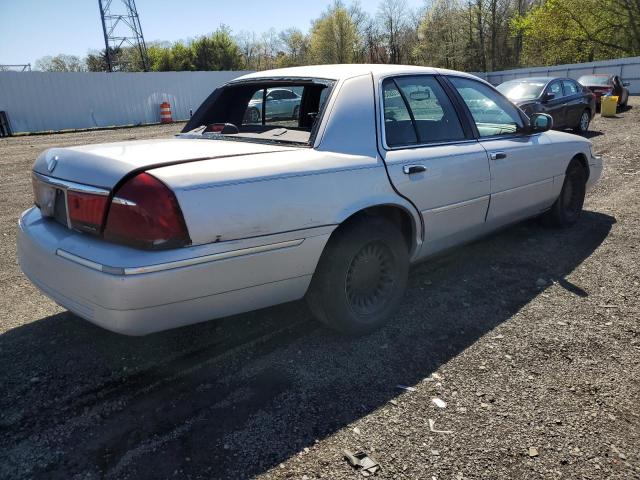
[{"xmin": 98, "ymin": 0, "xmax": 150, "ymax": 72}]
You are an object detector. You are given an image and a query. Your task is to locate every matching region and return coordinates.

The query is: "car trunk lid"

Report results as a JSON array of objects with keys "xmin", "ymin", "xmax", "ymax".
[{"xmin": 33, "ymin": 137, "xmax": 299, "ymax": 190}]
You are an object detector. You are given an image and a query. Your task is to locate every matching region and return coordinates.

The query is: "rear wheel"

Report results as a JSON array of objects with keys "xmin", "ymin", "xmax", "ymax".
[
  {"xmin": 306, "ymin": 216, "xmax": 409, "ymax": 335},
  {"xmin": 573, "ymin": 109, "xmax": 591, "ymax": 134},
  {"xmin": 245, "ymin": 107, "xmax": 260, "ymax": 124},
  {"xmin": 543, "ymin": 160, "xmax": 587, "ymax": 227}
]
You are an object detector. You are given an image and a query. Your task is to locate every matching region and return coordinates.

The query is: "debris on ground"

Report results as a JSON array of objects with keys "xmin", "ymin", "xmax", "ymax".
[
  {"xmin": 344, "ymin": 450, "xmax": 380, "ymax": 477},
  {"xmin": 396, "ymin": 385, "xmax": 416, "ymax": 392},
  {"xmin": 432, "ymin": 398, "xmax": 447, "ymax": 409},
  {"xmin": 428, "ymin": 419, "xmax": 453, "ymax": 434},
  {"xmin": 528, "ymin": 447, "xmax": 539, "ymax": 457}
]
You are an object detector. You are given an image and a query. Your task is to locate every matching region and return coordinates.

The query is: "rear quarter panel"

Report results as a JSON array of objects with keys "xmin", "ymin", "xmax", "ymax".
[
  {"xmin": 151, "ymin": 149, "xmax": 418, "ymax": 247},
  {"xmin": 151, "ymin": 73, "xmax": 422, "ymax": 252}
]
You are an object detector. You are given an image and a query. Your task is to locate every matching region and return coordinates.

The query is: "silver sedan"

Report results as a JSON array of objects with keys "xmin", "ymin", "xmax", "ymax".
[{"xmin": 18, "ymin": 64, "xmax": 602, "ymax": 335}]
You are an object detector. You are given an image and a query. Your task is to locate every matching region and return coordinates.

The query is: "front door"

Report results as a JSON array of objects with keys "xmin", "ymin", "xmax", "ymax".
[
  {"xmin": 542, "ymin": 80, "xmax": 567, "ymax": 128},
  {"xmin": 379, "ymin": 75, "xmax": 491, "ymax": 257},
  {"xmin": 446, "ymin": 76, "xmax": 558, "ymax": 226}
]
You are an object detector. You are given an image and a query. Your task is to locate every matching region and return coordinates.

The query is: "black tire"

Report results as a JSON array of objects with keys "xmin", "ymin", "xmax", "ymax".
[
  {"xmin": 573, "ymin": 109, "xmax": 591, "ymax": 134},
  {"xmin": 245, "ymin": 107, "xmax": 260, "ymax": 124},
  {"xmin": 542, "ymin": 160, "xmax": 587, "ymax": 228},
  {"xmin": 306, "ymin": 216, "xmax": 409, "ymax": 335}
]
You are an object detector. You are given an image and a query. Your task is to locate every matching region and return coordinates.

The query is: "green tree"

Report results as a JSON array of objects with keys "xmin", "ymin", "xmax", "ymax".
[
  {"xmin": 192, "ymin": 28, "xmax": 242, "ymax": 71},
  {"xmin": 148, "ymin": 45, "xmax": 174, "ymax": 71},
  {"xmin": 309, "ymin": 1, "xmax": 359, "ymax": 63},
  {"xmin": 514, "ymin": 0, "xmax": 640, "ymax": 65},
  {"xmin": 414, "ymin": 0, "xmax": 469, "ymax": 70},
  {"xmin": 171, "ymin": 42, "xmax": 195, "ymax": 71},
  {"xmin": 276, "ymin": 28, "xmax": 309, "ymax": 67}
]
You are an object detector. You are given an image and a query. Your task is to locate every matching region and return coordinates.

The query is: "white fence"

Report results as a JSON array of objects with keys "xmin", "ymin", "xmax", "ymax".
[
  {"xmin": 475, "ymin": 56, "xmax": 640, "ymax": 94},
  {"xmin": 2, "ymin": 57, "xmax": 639, "ymax": 134},
  {"xmin": 0, "ymin": 71, "xmax": 249, "ymax": 134}
]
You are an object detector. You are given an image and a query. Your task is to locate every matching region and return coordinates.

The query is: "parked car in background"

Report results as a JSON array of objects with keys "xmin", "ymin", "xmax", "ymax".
[
  {"xmin": 497, "ymin": 77, "xmax": 596, "ymax": 134},
  {"xmin": 18, "ymin": 65, "xmax": 602, "ymax": 336},
  {"xmin": 577, "ymin": 74, "xmax": 630, "ymax": 109},
  {"xmin": 244, "ymin": 87, "xmax": 301, "ymax": 123}
]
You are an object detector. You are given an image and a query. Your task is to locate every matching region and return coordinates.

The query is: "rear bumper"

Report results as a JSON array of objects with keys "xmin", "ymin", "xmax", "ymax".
[{"xmin": 18, "ymin": 208, "xmax": 330, "ymax": 335}]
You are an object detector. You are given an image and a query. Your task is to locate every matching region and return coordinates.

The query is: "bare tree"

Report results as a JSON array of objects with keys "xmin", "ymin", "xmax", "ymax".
[
  {"xmin": 35, "ymin": 54, "xmax": 85, "ymax": 72},
  {"xmin": 377, "ymin": 0, "xmax": 410, "ymax": 63}
]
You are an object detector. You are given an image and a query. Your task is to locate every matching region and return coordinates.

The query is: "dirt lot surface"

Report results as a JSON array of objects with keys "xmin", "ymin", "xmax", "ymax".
[{"xmin": 1, "ymin": 103, "xmax": 639, "ymax": 480}]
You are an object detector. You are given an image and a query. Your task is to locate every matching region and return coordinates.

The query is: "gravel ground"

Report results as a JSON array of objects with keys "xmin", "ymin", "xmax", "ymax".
[{"xmin": 0, "ymin": 103, "xmax": 639, "ymax": 480}]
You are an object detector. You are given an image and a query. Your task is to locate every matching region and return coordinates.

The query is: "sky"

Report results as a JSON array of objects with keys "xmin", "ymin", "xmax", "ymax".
[{"xmin": 0, "ymin": 0, "xmax": 425, "ymax": 66}]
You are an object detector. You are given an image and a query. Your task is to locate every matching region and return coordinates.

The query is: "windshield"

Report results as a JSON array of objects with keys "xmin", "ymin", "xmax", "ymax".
[
  {"xmin": 578, "ymin": 75, "xmax": 611, "ymax": 86},
  {"xmin": 497, "ymin": 80, "xmax": 545, "ymax": 101},
  {"xmin": 181, "ymin": 80, "xmax": 334, "ymax": 146}
]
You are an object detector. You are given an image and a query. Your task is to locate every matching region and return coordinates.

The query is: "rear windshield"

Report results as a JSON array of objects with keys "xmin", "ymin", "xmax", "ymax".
[
  {"xmin": 182, "ymin": 79, "xmax": 334, "ymax": 146},
  {"xmin": 578, "ymin": 75, "xmax": 611, "ymax": 86},
  {"xmin": 497, "ymin": 80, "xmax": 545, "ymax": 101}
]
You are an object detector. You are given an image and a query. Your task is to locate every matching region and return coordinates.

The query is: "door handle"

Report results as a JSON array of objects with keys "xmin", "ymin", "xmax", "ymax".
[
  {"xmin": 489, "ymin": 151, "xmax": 507, "ymax": 160},
  {"xmin": 403, "ymin": 164, "xmax": 427, "ymax": 175}
]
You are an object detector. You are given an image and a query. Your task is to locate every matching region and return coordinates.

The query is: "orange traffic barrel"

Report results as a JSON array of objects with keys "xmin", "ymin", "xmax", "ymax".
[{"xmin": 160, "ymin": 102, "xmax": 173, "ymax": 123}]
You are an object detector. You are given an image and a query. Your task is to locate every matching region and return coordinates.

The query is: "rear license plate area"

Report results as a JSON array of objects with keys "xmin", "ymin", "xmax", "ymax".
[
  {"xmin": 53, "ymin": 189, "xmax": 68, "ymax": 226},
  {"xmin": 33, "ymin": 177, "xmax": 69, "ymax": 227}
]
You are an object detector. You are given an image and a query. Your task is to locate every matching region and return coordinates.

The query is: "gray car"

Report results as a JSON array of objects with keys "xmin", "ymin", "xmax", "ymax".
[{"xmin": 244, "ymin": 88, "xmax": 301, "ymax": 123}]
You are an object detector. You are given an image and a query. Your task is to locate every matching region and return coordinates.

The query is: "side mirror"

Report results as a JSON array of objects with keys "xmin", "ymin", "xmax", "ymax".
[
  {"xmin": 623, "ymin": 81, "xmax": 630, "ymax": 87},
  {"xmin": 542, "ymin": 92, "xmax": 556, "ymax": 102},
  {"xmin": 529, "ymin": 113, "xmax": 553, "ymax": 133}
]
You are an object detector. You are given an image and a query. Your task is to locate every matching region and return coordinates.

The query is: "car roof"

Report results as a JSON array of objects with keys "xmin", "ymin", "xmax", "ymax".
[
  {"xmin": 232, "ymin": 64, "xmax": 482, "ymax": 83},
  {"xmin": 502, "ymin": 76, "xmax": 570, "ymax": 84}
]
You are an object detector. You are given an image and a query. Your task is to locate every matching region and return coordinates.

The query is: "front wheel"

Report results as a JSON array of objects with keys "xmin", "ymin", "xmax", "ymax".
[
  {"xmin": 306, "ymin": 217, "xmax": 409, "ymax": 335},
  {"xmin": 542, "ymin": 160, "xmax": 587, "ymax": 227}
]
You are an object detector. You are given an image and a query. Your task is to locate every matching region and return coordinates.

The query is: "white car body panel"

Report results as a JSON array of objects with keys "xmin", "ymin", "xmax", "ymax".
[
  {"xmin": 383, "ymin": 142, "xmax": 491, "ymax": 255},
  {"xmin": 32, "ymin": 138, "xmax": 297, "ymax": 189},
  {"xmin": 18, "ymin": 64, "xmax": 602, "ymax": 335}
]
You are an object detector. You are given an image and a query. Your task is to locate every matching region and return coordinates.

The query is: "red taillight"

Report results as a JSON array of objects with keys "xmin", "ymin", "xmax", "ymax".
[
  {"xmin": 103, "ymin": 172, "xmax": 190, "ymax": 249},
  {"xmin": 67, "ymin": 191, "xmax": 109, "ymax": 233}
]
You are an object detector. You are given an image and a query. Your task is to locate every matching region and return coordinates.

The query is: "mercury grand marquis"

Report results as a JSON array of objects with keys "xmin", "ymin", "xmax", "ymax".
[{"xmin": 18, "ymin": 65, "xmax": 603, "ymax": 335}]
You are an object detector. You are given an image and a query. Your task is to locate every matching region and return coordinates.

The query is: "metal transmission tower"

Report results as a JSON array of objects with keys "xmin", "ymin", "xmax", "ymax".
[{"xmin": 98, "ymin": 0, "xmax": 150, "ymax": 72}]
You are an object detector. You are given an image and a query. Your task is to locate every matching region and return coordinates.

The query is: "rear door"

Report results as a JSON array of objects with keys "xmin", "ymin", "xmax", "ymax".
[
  {"xmin": 379, "ymin": 75, "xmax": 491, "ymax": 255},
  {"xmin": 445, "ymin": 76, "xmax": 558, "ymax": 226},
  {"xmin": 561, "ymin": 79, "xmax": 584, "ymax": 126}
]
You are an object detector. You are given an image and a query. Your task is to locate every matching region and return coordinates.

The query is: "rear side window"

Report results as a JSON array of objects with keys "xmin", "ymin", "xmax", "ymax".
[
  {"xmin": 449, "ymin": 76, "xmax": 523, "ymax": 137},
  {"xmin": 383, "ymin": 76, "xmax": 465, "ymax": 147},
  {"xmin": 562, "ymin": 80, "xmax": 579, "ymax": 95},
  {"xmin": 383, "ymin": 81, "xmax": 416, "ymax": 145}
]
